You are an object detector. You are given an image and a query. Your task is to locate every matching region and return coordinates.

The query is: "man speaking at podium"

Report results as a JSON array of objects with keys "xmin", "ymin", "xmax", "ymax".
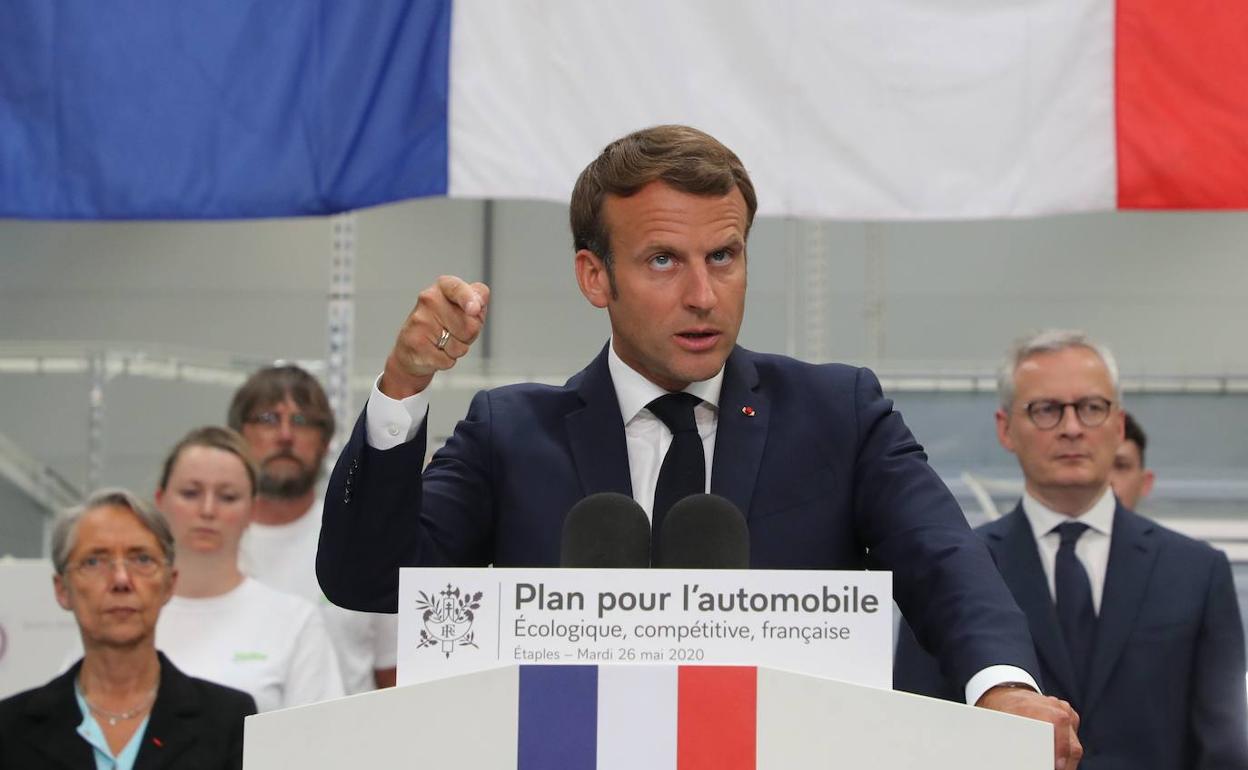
[{"xmin": 317, "ymin": 125, "xmax": 1081, "ymax": 767}]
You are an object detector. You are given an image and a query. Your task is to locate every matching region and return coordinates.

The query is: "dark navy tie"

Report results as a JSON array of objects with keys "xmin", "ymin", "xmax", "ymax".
[
  {"xmin": 1054, "ymin": 521, "xmax": 1096, "ymax": 697},
  {"xmin": 647, "ymin": 393, "xmax": 705, "ymax": 562}
]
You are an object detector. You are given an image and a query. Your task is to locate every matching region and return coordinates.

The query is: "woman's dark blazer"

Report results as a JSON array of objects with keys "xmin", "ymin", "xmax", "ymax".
[{"xmin": 0, "ymin": 651, "xmax": 256, "ymax": 769}]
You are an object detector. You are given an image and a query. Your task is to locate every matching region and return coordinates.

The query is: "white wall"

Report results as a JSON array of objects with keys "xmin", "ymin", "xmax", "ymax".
[{"xmin": 2, "ymin": 202, "xmax": 1247, "ymax": 555}]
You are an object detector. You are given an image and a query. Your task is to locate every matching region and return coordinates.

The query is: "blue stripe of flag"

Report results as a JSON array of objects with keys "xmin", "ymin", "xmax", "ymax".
[
  {"xmin": 0, "ymin": 0, "xmax": 450, "ymax": 219},
  {"xmin": 518, "ymin": 665, "xmax": 598, "ymax": 770}
]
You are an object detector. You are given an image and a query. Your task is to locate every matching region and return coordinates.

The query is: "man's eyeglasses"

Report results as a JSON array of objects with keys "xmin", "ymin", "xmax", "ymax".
[
  {"xmin": 1022, "ymin": 397, "xmax": 1114, "ymax": 430},
  {"xmin": 70, "ymin": 552, "xmax": 166, "ymax": 579},
  {"xmin": 245, "ymin": 411, "xmax": 325, "ymax": 432}
]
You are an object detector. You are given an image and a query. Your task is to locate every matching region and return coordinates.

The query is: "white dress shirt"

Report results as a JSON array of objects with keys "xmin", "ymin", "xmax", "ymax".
[
  {"xmin": 361, "ymin": 341, "xmax": 1037, "ymax": 703},
  {"xmin": 1020, "ymin": 486, "xmax": 1116, "ymax": 615},
  {"xmin": 363, "ymin": 342, "xmax": 724, "ymax": 500},
  {"xmin": 606, "ymin": 344, "xmax": 720, "ymax": 520}
]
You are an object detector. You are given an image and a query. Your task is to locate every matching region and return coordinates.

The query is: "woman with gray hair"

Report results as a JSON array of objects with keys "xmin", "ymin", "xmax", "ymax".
[{"xmin": 0, "ymin": 489, "xmax": 255, "ymax": 769}]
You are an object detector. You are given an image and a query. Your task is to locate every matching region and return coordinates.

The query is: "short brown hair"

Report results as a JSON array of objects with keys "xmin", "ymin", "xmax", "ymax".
[
  {"xmin": 227, "ymin": 365, "xmax": 335, "ymax": 443},
  {"xmin": 570, "ymin": 125, "xmax": 758, "ymax": 271},
  {"xmin": 1123, "ymin": 412, "xmax": 1148, "ymax": 466},
  {"xmin": 158, "ymin": 426, "xmax": 258, "ymax": 496}
]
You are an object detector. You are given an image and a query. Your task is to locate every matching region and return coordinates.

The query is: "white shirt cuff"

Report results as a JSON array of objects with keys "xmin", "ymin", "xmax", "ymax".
[
  {"xmin": 964, "ymin": 665, "xmax": 1040, "ymax": 706},
  {"xmin": 365, "ymin": 374, "xmax": 429, "ymax": 450}
]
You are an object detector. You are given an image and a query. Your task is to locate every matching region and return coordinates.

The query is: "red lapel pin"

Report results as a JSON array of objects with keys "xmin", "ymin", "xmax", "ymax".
[{"xmin": 741, "ymin": 406, "xmax": 756, "ymax": 417}]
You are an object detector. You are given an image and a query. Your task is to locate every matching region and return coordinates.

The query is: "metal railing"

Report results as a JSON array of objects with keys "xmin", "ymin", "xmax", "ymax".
[{"xmin": 0, "ymin": 429, "xmax": 80, "ymax": 514}]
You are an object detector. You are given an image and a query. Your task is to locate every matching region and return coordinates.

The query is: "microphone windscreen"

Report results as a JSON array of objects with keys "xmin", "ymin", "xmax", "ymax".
[
  {"xmin": 656, "ymin": 494, "xmax": 749, "ymax": 569},
  {"xmin": 560, "ymin": 492, "xmax": 651, "ymax": 568}
]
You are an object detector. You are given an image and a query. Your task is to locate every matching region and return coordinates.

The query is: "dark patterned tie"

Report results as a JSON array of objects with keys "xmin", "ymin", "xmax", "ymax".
[
  {"xmin": 1054, "ymin": 521, "xmax": 1096, "ymax": 698},
  {"xmin": 647, "ymin": 393, "xmax": 705, "ymax": 562}
]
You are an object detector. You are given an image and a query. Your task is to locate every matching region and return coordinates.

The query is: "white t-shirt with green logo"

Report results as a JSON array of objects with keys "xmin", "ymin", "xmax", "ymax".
[
  {"xmin": 156, "ymin": 577, "xmax": 344, "ymax": 712},
  {"xmin": 239, "ymin": 500, "xmax": 398, "ymax": 695}
]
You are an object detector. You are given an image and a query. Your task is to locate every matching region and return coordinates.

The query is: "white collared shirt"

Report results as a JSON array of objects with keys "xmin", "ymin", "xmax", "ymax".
[
  {"xmin": 364, "ymin": 341, "xmax": 724, "ymax": 522},
  {"xmin": 1020, "ymin": 486, "xmax": 1116, "ymax": 615},
  {"xmin": 606, "ymin": 342, "xmax": 720, "ymax": 520}
]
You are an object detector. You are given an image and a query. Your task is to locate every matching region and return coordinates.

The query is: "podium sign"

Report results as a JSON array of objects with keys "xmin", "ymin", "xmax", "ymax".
[{"xmin": 398, "ymin": 568, "xmax": 891, "ymax": 687}]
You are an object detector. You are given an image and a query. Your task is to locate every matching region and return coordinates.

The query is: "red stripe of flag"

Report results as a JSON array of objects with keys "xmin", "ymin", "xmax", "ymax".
[
  {"xmin": 1116, "ymin": 0, "xmax": 1248, "ymax": 208},
  {"xmin": 677, "ymin": 666, "xmax": 756, "ymax": 770}
]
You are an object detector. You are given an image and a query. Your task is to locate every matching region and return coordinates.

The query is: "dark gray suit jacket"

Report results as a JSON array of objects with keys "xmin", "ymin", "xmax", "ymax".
[{"xmin": 895, "ymin": 502, "xmax": 1248, "ymax": 770}]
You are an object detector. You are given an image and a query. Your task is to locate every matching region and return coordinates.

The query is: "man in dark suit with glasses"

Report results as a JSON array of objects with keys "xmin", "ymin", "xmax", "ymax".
[{"xmin": 895, "ymin": 329, "xmax": 1248, "ymax": 770}]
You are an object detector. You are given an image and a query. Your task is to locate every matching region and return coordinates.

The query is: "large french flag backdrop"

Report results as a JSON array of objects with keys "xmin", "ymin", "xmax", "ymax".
[{"xmin": 1, "ymin": 0, "xmax": 1245, "ymax": 220}]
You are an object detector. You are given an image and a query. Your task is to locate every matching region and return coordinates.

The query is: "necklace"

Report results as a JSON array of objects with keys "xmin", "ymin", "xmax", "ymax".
[
  {"xmin": 85, "ymin": 687, "xmax": 158, "ymax": 726},
  {"xmin": 78, "ymin": 663, "xmax": 161, "ymax": 727}
]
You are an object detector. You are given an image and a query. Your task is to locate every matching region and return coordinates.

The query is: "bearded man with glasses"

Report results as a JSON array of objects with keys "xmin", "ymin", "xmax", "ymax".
[
  {"xmin": 229, "ymin": 365, "xmax": 398, "ymax": 694},
  {"xmin": 896, "ymin": 329, "xmax": 1248, "ymax": 770}
]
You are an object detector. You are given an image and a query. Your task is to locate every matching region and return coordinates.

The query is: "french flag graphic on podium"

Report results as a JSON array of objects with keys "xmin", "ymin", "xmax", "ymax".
[{"xmin": 518, "ymin": 665, "xmax": 758, "ymax": 770}]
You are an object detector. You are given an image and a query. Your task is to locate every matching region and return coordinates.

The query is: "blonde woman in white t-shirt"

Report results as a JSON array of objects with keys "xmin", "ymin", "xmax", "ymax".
[{"xmin": 153, "ymin": 426, "xmax": 344, "ymax": 712}]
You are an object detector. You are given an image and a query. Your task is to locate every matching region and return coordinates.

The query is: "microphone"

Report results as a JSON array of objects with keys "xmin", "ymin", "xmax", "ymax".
[
  {"xmin": 559, "ymin": 492, "xmax": 652, "ymax": 568},
  {"xmin": 655, "ymin": 494, "xmax": 750, "ymax": 569}
]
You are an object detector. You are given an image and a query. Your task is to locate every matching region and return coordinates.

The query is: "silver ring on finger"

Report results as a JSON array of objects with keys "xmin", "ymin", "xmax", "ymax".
[{"xmin": 435, "ymin": 328, "xmax": 452, "ymax": 350}]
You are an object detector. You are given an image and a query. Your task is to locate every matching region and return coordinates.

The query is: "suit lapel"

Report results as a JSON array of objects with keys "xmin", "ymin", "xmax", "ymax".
[
  {"xmin": 1081, "ymin": 505, "xmax": 1158, "ymax": 716},
  {"xmin": 565, "ymin": 345, "xmax": 633, "ymax": 498},
  {"xmin": 20, "ymin": 664, "xmax": 96, "ymax": 770},
  {"xmin": 709, "ymin": 349, "xmax": 768, "ymax": 521},
  {"xmin": 990, "ymin": 507, "xmax": 1081, "ymax": 703},
  {"xmin": 563, "ymin": 345, "xmax": 770, "ymax": 513},
  {"xmin": 134, "ymin": 654, "xmax": 201, "ymax": 770}
]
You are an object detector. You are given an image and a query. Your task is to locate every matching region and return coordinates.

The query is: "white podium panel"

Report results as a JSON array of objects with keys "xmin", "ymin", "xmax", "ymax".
[
  {"xmin": 756, "ymin": 668, "xmax": 1051, "ymax": 769},
  {"xmin": 243, "ymin": 664, "xmax": 1051, "ymax": 769},
  {"xmin": 243, "ymin": 666, "xmax": 519, "ymax": 769}
]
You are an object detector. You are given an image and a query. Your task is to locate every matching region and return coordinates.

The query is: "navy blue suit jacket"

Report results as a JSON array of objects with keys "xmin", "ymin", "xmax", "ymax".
[
  {"xmin": 318, "ymin": 345, "xmax": 1040, "ymax": 692},
  {"xmin": 895, "ymin": 503, "xmax": 1248, "ymax": 770}
]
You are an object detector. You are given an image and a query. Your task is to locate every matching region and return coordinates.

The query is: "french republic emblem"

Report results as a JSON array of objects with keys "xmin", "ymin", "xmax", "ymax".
[{"xmin": 414, "ymin": 583, "xmax": 482, "ymax": 658}]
